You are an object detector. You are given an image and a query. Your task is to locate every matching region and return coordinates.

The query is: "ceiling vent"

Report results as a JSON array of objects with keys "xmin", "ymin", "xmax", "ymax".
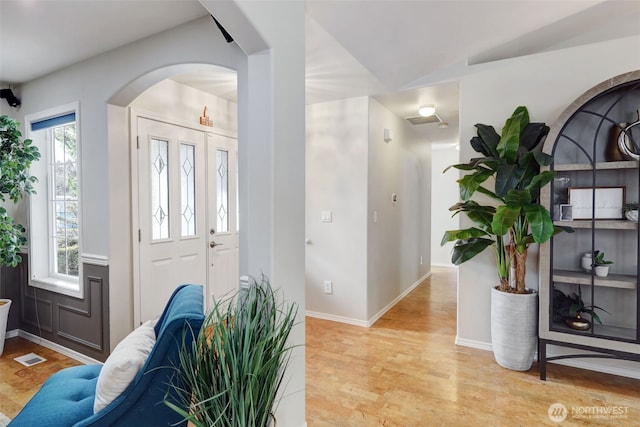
[{"xmin": 406, "ymin": 113, "xmax": 443, "ymax": 126}]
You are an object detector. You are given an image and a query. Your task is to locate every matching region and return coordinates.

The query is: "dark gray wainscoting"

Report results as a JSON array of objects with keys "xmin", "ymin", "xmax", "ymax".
[
  {"xmin": 1, "ymin": 255, "xmax": 110, "ymax": 362},
  {"xmin": 0, "ymin": 259, "xmax": 23, "ymax": 331}
]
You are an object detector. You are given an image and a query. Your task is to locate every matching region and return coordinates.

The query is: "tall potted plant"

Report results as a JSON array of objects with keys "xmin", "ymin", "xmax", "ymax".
[
  {"xmin": 442, "ymin": 106, "xmax": 571, "ymax": 370},
  {"xmin": 0, "ymin": 115, "xmax": 40, "ymax": 355},
  {"xmin": 166, "ymin": 275, "xmax": 298, "ymax": 427}
]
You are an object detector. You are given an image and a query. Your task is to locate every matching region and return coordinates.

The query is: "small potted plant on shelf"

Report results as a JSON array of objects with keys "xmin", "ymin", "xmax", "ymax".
[
  {"xmin": 623, "ymin": 202, "xmax": 638, "ymax": 221},
  {"xmin": 559, "ymin": 286, "xmax": 610, "ymax": 330},
  {"xmin": 593, "ymin": 250, "xmax": 613, "ymax": 277}
]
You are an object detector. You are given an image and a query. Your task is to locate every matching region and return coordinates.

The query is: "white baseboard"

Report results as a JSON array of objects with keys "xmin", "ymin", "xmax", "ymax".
[
  {"xmin": 305, "ymin": 311, "xmax": 368, "ymax": 327},
  {"xmin": 18, "ymin": 329, "xmax": 103, "ymax": 366},
  {"xmin": 431, "ymin": 262, "xmax": 456, "ymax": 268},
  {"xmin": 455, "ymin": 336, "xmax": 493, "ymax": 352},
  {"xmin": 5, "ymin": 329, "xmax": 19, "ymax": 339},
  {"xmin": 366, "ymin": 271, "xmax": 432, "ymax": 327},
  {"xmin": 306, "ymin": 272, "xmax": 432, "ymax": 328},
  {"xmin": 455, "ymin": 337, "xmax": 640, "ymax": 380}
]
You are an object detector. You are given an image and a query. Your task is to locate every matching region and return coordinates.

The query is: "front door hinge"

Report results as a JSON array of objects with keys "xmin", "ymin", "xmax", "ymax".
[
  {"xmin": 136, "ymin": 136, "xmax": 140, "ymax": 149},
  {"xmin": 138, "ymin": 229, "xmax": 141, "ymax": 242}
]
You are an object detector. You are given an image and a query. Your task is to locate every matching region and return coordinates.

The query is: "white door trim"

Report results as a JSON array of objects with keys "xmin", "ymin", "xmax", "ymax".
[{"xmin": 130, "ymin": 108, "xmax": 237, "ymax": 325}]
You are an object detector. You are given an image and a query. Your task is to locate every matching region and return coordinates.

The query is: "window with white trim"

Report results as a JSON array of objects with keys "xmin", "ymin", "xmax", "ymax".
[{"xmin": 27, "ymin": 104, "xmax": 82, "ymax": 297}]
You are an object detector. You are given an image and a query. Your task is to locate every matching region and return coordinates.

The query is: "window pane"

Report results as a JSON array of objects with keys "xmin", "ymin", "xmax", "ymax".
[
  {"xmin": 51, "ymin": 123, "xmax": 79, "ymax": 279},
  {"xmin": 151, "ymin": 138, "xmax": 169, "ymax": 240},
  {"xmin": 180, "ymin": 143, "xmax": 196, "ymax": 237},
  {"xmin": 216, "ymin": 149, "xmax": 229, "ymax": 233}
]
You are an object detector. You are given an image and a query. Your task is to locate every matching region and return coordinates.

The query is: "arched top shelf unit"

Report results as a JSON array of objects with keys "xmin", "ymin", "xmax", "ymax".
[
  {"xmin": 538, "ymin": 70, "xmax": 640, "ymax": 381},
  {"xmin": 543, "ymin": 70, "xmax": 640, "ymax": 168}
]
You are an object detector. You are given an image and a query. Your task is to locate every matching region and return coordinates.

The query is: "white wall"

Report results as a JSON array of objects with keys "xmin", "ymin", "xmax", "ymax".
[
  {"xmin": 13, "ymin": 3, "xmax": 308, "ymax": 423},
  {"xmin": 305, "ymin": 96, "xmax": 430, "ymax": 325},
  {"xmin": 306, "ymin": 97, "xmax": 369, "ymax": 322},
  {"xmin": 457, "ymin": 35, "xmax": 640, "ymax": 350},
  {"xmin": 431, "ymin": 144, "xmax": 459, "ymax": 267},
  {"xmin": 130, "ymin": 78, "xmax": 238, "ymax": 133},
  {"xmin": 367, "ymin": 98, "xmax": 430, "ymax": 321},
  {"xmin": 214, "ymin": 2, "xmax": 307, "ymax": 425}
]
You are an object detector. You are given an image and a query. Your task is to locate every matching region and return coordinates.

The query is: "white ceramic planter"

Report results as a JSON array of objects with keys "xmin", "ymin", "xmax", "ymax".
[
  {"xmin": 0, "ymin": 299, "xmax": 11, "ymax": 356},
  {"xmin": 491, "ymin": 287, "xmax": 538, "ymax": 371},
  {"xmin": 594, "ymin": 265, "xmax": 609, "ymax": 277}
]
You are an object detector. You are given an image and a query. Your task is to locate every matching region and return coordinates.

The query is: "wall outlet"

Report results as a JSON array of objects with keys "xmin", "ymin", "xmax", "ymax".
[{"xmin": 323, "ymin": 280, "xmax": 333, "ymax": 294}]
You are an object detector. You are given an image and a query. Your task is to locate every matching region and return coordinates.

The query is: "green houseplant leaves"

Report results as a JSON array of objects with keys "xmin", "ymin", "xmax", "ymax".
[
  {"xmin": 0, "ymin": 115, "xmax": 40, "ymax": 267},
  {"xmin": 442, "ymin": 106, "xmax": 572, "ymax": 293},
  {"xmin": 166, "ymin": 276, "xmax": 298, "ymax": 427}
]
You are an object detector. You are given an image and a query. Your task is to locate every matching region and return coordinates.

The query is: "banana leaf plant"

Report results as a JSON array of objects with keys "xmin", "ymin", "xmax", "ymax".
[{"xmin": 442, "ymin": 106, "xmax": 572, "ymax": 294}]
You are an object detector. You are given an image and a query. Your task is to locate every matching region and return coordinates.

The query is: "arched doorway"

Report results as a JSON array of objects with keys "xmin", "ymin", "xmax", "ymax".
[{"xmin": 110, "ymin": 63, "xmax": 239, "ymax": 323}]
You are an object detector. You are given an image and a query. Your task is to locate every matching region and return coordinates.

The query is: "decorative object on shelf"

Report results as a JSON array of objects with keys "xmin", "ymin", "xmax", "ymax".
[
  {"xmin": 199, "ymin": 106, "xmax": 213, "ymax": 127},
  {"xmin": 442, "ymin": 106, "xmax": 572, "ymax": 371},
  {"xmin": 608, "ymin": 109, "xmax": 640, "ymax": 161},
  {"xmin": 567, "ymin": 285, "xmax": 609, "ymax": 330},
  {"xmin": 623, "ymin": 202, "xmax": 638, "ymax": 221},
  {"xmin": 559, "ymin": 204, "xmax": 572, "ymax": 221},
  {"xmin": 566, "ymin": 314, "xmax": 591, "ymax": 331},
  {"xmin": 568, "ymin": 187, "xmax": 624, "ymax": 219},
  {"xmin": 552, "ymin": 174, "xmax": 571, "ymax": 220},
  {"xmin": 580, "ymin": 252, "xmax": 592, "ymax": 272},
  {"xmin": 593, "ymin": 250, "xmax": 613, "ymax": 277},
  {"xmin": 552, "ymin": 287, "xmax": 575, "ymax": 324}
]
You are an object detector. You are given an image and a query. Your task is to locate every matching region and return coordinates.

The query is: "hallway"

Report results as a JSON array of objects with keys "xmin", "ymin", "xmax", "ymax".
[{"xmin": 305, "ymin": 267, "xmax": 640, "ymax": 426}]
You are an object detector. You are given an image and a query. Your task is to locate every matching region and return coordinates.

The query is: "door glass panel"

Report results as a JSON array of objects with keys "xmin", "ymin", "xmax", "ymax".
[
  {"xmin": 180, "ymin": 143, "xmax": 196, "ymax": 237},
  {"xmin": 216, "ymin": 149, "xmax": 229, "ymax": 233},
  {"xmin": 151, "ymin": 138, "xmax": 169, "ymax": 240}
]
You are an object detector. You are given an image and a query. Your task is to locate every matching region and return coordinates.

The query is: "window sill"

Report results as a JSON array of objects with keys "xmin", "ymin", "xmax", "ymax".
[{"xmin": 30, "ymin": 277, "xmax": 83, "ymax": 299}]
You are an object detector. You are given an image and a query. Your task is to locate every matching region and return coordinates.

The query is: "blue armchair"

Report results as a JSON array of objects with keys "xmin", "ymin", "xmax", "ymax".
[{"xmin": 9, "ymin": 284, "xmax": 204, "ymax": 427}]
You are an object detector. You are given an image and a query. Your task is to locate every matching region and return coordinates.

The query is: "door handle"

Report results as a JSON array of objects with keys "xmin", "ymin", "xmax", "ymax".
[{"xmin": 210, "ymin": 241, "xmax": 224, "ymax": 248}]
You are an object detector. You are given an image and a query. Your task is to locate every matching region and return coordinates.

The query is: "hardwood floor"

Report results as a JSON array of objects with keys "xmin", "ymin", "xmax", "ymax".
[
  {"xmin": 0, "ymin": 336, "xmax": 80, "ymax": 418},
  {"xmin": 1, "ymin": 267, "xmax": 638, "ymax": 425},
  {"xmin": 306, "ymin": 266, "xmax": 640, "ymax": 426}
]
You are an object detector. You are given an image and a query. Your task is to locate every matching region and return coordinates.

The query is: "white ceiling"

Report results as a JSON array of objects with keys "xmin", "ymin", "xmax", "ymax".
[{"xmin": 1, "ymin": 0, "xmax": 639, "ymax": 144}]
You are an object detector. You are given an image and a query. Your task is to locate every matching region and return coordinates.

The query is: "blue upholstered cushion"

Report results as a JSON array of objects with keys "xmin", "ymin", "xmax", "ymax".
[
  {"xmin": 8, "ymin": 365, "xmax": 101, "ymax": 426},
  {"xmin": 9, "ymin": 284, "xmax": 204, "ymax": 427}
]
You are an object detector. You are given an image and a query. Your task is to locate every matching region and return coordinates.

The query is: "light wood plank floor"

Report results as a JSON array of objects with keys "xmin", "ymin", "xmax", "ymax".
[
  {"xmin": 306, "ymin": 266, "xmax": 640, "ymax": 426},
  {"xmin": 0, "ymin": 336, "xmax": 81, "ymax": 418},
  {"xmin": 1, "ymin": 267, "xmax": 638, "ymax": 425}
]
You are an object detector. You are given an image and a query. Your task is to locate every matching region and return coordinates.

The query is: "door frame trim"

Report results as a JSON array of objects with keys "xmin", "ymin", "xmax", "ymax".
[{"xmin": 129, "ymin": 108, "xmax": 237, "ymax": 325}]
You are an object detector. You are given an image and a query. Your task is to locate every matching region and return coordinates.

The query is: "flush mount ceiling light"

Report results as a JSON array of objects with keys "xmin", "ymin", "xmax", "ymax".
[{"xmin": 418, "ymin": 105, "xmax": 436, "ymax": 117}]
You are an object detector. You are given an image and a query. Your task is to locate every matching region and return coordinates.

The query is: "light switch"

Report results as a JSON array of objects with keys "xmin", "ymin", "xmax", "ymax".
[
  {"xmin": 384, "ymin": 128, "xmax": 393, "ymax": 142},
  {"xmin": 321, "ymin": 210, "xmax": 333, "ymax": 222}
]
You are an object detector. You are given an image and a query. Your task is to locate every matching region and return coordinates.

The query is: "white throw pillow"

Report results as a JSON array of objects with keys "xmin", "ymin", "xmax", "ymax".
[{"xmin": 93, "ymin": 319, "xmax": 157, "ymax": 413}]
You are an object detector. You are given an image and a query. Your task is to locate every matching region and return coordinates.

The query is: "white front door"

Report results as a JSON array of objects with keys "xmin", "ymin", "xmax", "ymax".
[
  {"xmin": 136, "ymin": 117, "xmax": 206, "ymax": 321},
  {"xmin": 207, "ymin": 133, "xmax": 239, "ymax": 301}
]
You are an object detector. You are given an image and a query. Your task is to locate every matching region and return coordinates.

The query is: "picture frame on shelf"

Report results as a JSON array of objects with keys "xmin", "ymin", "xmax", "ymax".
[
  {"xmin": 559, "ymin": 204, "xmax": 573, "ymax": 221},
  {"xmin": 568, "ymin": 187, "xmax": 625, "ymax": 219}
]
